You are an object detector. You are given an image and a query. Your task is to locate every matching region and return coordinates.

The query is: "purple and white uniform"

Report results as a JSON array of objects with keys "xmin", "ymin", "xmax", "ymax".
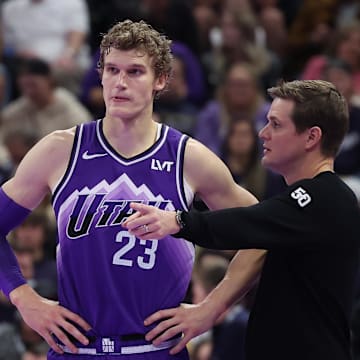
[{"xmin": 50, "ymin": 120, "xmax": 194, "ymax": 359}]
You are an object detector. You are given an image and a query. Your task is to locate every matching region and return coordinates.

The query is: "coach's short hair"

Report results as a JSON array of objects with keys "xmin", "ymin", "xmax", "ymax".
[{"xmin": 268, "ymin": 80, "xmax": 349, "ymax": 157}]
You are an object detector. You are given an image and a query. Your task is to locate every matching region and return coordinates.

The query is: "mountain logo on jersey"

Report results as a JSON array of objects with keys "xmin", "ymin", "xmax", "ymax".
[
  {"xmin": 58, "ymin": 173, "xmax": 174, "ymax": 239},
  {"xmin": 290, "ymin": 187, "xmax": 312, "ymax": 208}
]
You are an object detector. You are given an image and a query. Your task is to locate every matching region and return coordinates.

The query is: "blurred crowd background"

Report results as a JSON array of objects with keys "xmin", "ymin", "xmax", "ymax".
[{"xmin": 0, "ymin": 0, "xmax": 359, "ymax": 359}]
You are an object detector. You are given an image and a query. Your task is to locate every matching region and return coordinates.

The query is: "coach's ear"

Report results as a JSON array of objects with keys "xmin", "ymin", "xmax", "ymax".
[{"xmin": 305, "ymin": 126, "xmax": 322, "ymax": 151}]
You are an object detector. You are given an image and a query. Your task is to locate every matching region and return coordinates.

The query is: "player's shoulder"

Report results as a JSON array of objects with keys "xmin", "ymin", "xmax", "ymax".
[
  {"xmin": 185, "ymin": 137, "xmax": 230, "ymax": 172},
  {"xmin": 41, "ymin": 127, "xmax": 76, "ymax": 147},
  {"xmin": 184, "ymin": 137, "xmax": 217, "ymax": 159},
  {"xmin": 183, "ymin": 137, "xmax": 233, "ymax": 190},
  {"xmin": 184, "ymin": 137, "xmax": 225, "ymax": 169},
  {"xmin": 33, "ymin": 127, "xmax": 76, "ymax": 160}
]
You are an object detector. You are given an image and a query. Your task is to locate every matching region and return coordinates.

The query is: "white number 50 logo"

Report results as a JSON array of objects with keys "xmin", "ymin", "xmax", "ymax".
[
  {"xmin": 112, "ymin": 230, "xmax": 158, "ymax": 270},
  {"xmin": 290, "ymin": 187, "xmax": 312, "ymax": 208}
]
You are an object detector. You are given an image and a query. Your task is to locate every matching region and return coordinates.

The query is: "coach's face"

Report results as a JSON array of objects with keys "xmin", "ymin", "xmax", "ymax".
[{"xmin": 259, "ymin": 98, "xmax": 309, "ymax": 179}]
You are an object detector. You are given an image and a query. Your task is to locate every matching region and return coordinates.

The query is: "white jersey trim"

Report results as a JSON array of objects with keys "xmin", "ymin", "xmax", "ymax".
[
  {"xmin": 183, "ymin": 178, "xmax": 194, "ymax": 209},
  {"xmin": 96, "ymin": 121, "xmax": 169, "ymax": 166},
  {"xmin": 52, "ymin": 124, "xmax": 84, "ymax": 208},
  {"xmin": 176, "ymin": 134, "xmax": 193, "ymax": 211}
]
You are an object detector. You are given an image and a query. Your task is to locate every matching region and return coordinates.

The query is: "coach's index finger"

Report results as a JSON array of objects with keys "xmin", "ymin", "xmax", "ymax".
[
  {"xmin": 123, "ymin": 203, "xmax": 149, "ymax": 227},
  {"xmin": 129, "ymin": 202, "xmax": 150, "ymax": 213},
  {"xmin": 123, "ymin": 209, "xmax": 141, "ymax": 225}
]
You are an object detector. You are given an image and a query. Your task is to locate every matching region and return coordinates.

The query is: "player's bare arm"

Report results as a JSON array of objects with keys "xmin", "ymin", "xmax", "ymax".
[
  {"xmin": 1, "ymin": 128, "xmax": 91, "ymax": 354},
  {"xmin": 183, "ymin": 138, "xmax": 258, "ymax": 209},
  {"xmin": 125, "ymin": 139, "xmax": 266, "ymax": 354}
]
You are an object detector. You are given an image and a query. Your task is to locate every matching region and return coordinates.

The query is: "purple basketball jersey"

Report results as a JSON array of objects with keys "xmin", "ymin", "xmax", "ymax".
[{"xmin": 52, "ymin": 120, "xmax": 195, "ymax": 337}]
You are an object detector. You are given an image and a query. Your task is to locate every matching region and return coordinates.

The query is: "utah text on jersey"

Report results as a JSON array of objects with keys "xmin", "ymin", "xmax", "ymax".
[
  {"xmin": 66, "ymin": 197, "xmax": 172, "ymax": 239},
  {"xmin": 290, "ymin": 187, "xmax": 312, "ymax": 208}
]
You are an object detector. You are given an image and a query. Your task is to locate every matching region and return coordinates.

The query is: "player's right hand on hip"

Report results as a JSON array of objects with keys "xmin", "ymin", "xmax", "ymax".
[{"xmin": 10, "ymin": 284, "xmax": 92, "ymax": 354}]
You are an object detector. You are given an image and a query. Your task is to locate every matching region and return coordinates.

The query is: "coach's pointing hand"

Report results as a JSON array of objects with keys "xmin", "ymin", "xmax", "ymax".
[
  {"xmin": 124, "ymin": 202, "xmax": 180, "ymax": 240},
  {"xmin": 10, "ymin": 284, "xmax": 91, "ymax": 354}
]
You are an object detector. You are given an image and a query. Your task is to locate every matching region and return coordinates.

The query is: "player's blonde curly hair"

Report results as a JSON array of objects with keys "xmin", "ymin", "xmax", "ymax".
[{"xmin": 98, "ymin": 19, "xmax": 172, "ymax": 80}]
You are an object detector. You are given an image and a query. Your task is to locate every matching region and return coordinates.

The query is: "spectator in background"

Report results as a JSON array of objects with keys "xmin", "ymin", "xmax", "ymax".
[
  {"xmin": 201, "ymin": 6, "xmax": 274, "ymax": 94},
  {"xmin": 192, "ymin": 4, "xmax": 218, "ymax": 58},
  {"xmin": 9, "ymin": 211, "xmax": 58, "ymax": 301},
  {"xmin": 336, "ymin": 0, "xmax": 360, "ymax": 28},
  {"xmin": 191, "ymin": 250, "xmax": 230, "ymax": 306},
  {"xmin": 221, "ymin": 117, "xmax": 285, "ymax": 200},
  {"xmin": 302, "ymin": 22, "xmax": 360, "ymax": 96},
  {"xmin": 0, "ymin": 212, "xmax": 57, "ymax": 326},
  {"xmin": 0, "ymin": 243, "xmax": 37, "ymax": 325},
  {"xmin": 154, "ymin": 54, "xmax": 199, "ymax": 136},
  {"xmin": 0, "ymin": 63, "xmax": 12, "ymax": 109},
  {"xmin": 195, "ymin": 62, "xmax": 270, "ymax": 156},
  {"xmin": 79, "ymin": 48, "xmax": 105, "ymax": 119},
  {"xmin": 0, "ymin": 320, "xmax": 26, "ymax": 360},
  {"xmin": 251, "ymin": 0, "xmax": 287, "ymax": 53},
  {"xmin": 284, "ymin": 0, "xmax": 339, "ymax": 78},
  {"xmin": 171, "ymin": 42, "xmax": 207, "ymax": 106},
  {"xmin": 321, "ymin": 59, "xmax": 360, "ymax": 201},
  {"xmin": 85, "ymin": 0, "xmax": 142, "ymax": 53},
  {"xmin": 3, "ymin": 130, "xmax": 39, "ymax": 177},
  {"xmin": 190, "ymin": 336, "xmax": 212, "ymax": 360},
  {"xmin": 191, "ymin": 249, "xmax": 250, "ymax": 360},
  {"xmin": 1, "ymin": 0, "xmax": 91, "ymax": 95},
  {"xmin": 0, "ymin": 58, "xmax": 92, "ymax": 142},
  {"xmin": 0, "ymin": 299, "xmax": 49, "ymax": 360},
  {"xmin": 140, "ymin": 0, "xmax": 200, "ymax": 55},
  {"xmin": 0, "ymin": 244, "xmax": 42, "ymax": 326},
  {"xmin": 22, "ymin": 349, "xmax": 48, "ymax": 360}
]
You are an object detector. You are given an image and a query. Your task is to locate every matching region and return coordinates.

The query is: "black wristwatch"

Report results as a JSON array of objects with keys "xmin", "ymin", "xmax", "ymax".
[{"xmin": 175, "ymin": 210, "xmax": 186, "ymax": 229}]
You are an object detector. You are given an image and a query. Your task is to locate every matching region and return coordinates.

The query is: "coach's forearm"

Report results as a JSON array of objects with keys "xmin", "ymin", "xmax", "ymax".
[
  {"xmin": 200, "ymin": 249, "xmax": 265, "ymax": 318},
  {"xmin": 174, "ymin": 209, "xmax": 223, "ymax": 248}
]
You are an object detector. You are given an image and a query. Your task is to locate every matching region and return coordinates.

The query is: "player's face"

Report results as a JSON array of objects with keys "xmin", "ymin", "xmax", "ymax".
[
  {"xmin": 101, "ymin": 48, "xmax": 166, "ymax": 121},
  {"xmin": 259, "ymin": 98, "xmax": 309, "ymax": 177}
]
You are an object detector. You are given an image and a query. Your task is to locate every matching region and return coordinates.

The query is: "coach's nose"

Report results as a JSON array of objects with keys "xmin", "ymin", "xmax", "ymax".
[{"xmin": 259, "ymin": 122, "xmax": 270, "ymax": 140}]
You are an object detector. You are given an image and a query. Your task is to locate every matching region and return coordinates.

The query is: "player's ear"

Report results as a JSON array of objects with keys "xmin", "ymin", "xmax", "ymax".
[
  {"xmin": 305, "ymin": 126, "xmax": 322, "ymax": 150},
  {"xmin": 154, "ymin": 74, "xmax": 168, "ymax": 92}
]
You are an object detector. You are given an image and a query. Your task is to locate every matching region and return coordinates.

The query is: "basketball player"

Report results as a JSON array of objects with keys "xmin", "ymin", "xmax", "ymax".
[
  {"xmin": 124, "ymin": 80, "xmax": 360, "ymax": 360},
  {"xmin": 0, "ymin": 20, "xmax": 264, "ymax": 359}
]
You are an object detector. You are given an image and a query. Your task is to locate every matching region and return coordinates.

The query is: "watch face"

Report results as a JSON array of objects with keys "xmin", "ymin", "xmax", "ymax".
[{"xmin": 176, "ymin": 210, "xmax": 185, "ymax": 229}]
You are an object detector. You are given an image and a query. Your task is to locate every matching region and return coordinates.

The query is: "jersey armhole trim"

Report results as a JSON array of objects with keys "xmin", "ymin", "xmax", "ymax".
[
  {"xmin": 176, "ymin": 135, "xmax": 192, "ymax": 211},
  {"xmin": 51, "ymin": 125, "xmax": 83, "ymax": 207}
]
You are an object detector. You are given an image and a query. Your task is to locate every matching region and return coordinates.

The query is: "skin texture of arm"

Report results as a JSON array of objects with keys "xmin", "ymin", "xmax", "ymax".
[
  {"xmin": 125, "ymin": 138, "xmax": 266, "ymax": 353},
  {"xmin": 2, "ymin": 128, "xmax": 91, "ymax": 354}
]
